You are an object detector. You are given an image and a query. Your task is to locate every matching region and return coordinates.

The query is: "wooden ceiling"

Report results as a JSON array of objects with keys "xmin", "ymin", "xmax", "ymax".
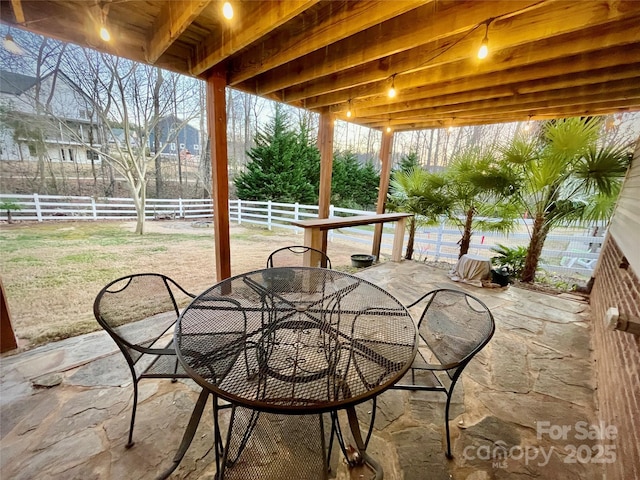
[{"xmin": 2, "ymin": 0, "xmax": 640, "ymax": 131}]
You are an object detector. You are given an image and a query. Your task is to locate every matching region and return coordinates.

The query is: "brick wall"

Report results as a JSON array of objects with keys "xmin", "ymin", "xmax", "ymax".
[{"xmin": 590, "ymin": 234, "xmax": 640, "ymax": 479}]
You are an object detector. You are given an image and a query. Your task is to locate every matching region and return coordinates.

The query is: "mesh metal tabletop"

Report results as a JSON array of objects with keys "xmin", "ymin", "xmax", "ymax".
[{"xmin": 176, "ymin": 267, "xmax": 417, "ymax": 414}]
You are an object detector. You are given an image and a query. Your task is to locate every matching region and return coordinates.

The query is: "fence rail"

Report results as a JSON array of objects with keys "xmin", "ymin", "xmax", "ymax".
[{"xmin": 0, "ymin": 193, "xmax": 601, "ymax": 277}]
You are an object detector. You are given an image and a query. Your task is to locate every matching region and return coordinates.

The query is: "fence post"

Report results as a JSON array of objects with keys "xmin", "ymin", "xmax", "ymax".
[
  {"xmin": 237, "ymin": 199, "xmax": 242, "ymax": 225},
  {"xmin": 91, "ymin": 197, "xmax": 98, "ymax": 220},
  {"xmin": 294, "ymin": 202, "xmax": 300, "ymax": 234},
  {"xmin": 435, "ymin": 219, "xmax": 445, "ymax": 261},
  {"xmin": 33, "ymin": 193, "xmax": 42, "ymax": 222},
  {"xmin": 267, "ymin": 200, "xmax": 272, "ymax": 231},
  {"xmin": 178, "ymin": 198, "xmax": 184, "ymax": 218}
]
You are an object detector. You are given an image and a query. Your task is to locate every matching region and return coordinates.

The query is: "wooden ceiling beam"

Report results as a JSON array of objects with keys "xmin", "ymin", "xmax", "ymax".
[
  {"xmin": 377, "ymin": 103, "xmax": 640, "ymax": 132},
  {"xmin": 285, "ymin": 1, "xmax": 640, "ymax": 103},
  {"xmin": 252, "ymin": 0, "xmax": 544, "ymax": 95},
  {"xmin": 303, "ymin": 21, "xmax": 640, "ymax": 112},
  {"xmin": 227, "ymin": 0, "xmax": 426, "ymax": 86},
  {"xmin": 346, "ymin": 65, "xmax": 640, "ymax": 118},
  {"xmin": 146, "ymin": 0, "xmax": 211, "ymax": 64},
  {"xmin": 340, "ymin": 50, "xmax": 640, "ymax": 117},
  {"xmin": 0, "ymin": 2, "xmax": 153, "ymax": 67},
  {"xmin": 293, "ymin": 11, "xmax": 640, "ymax": 108},
  {"xmin": 258, "ymin": 0, "xmax": 639, "ymax": 97},
  {"xmin": 358, "ymin": 82, "xmax": 640, "ymax": 123},
  {"xmin": 10, "ymin": 0, "xmax": 25, "ymax": 24},
  {"xmin": 360, "ymin": 93, "xmax": 640, "ymax": 130},
  {"xmin": 190, "ymin": 0, "xmax": 319, "ymax": 76}
]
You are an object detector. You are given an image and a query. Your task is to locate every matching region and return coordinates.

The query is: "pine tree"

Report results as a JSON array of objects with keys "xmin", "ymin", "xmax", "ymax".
[
  {"xmin": 234, "ymin": 104, "xmax": 319, "ymax": 203},
  {"xmin": 394, "ymin": 151, "xmax": 420, "ymax": 174},
  {"xmin": 331, "ymin": 151, "xmax": 380, "ymax": 209}
]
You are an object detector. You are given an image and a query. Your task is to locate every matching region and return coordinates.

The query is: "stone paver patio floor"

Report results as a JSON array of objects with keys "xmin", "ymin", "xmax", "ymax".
[{"xmin": 0, "ymin": 262, "xmax": 601, "ymax": 479}]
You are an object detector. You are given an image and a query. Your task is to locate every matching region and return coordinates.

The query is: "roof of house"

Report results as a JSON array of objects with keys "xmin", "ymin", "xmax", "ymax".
[{"xmin": 0, "ymin": 70, "xmax": 38, "ymax": 95}]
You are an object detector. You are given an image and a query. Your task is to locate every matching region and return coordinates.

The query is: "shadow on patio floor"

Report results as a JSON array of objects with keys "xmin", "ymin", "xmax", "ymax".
[{"xmin": 0, "ymin": 262, "xmax": 602, "ymax": 480}]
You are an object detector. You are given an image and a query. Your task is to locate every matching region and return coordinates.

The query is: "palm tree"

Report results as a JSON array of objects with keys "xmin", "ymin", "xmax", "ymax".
[
  {"xmin": 386, "ymin": 168, "xmax": 448, "ymax": 260},
  {"xmin": 444, "ymin": 147, "xmax": 519, "ymax": 258},
  {"xmin": 502, "ymin": 117, "xmax": 630, "ymax": 283},
  {"xmin": 0, "ymin": 200, "xmax": 22, "ymax": 224}
]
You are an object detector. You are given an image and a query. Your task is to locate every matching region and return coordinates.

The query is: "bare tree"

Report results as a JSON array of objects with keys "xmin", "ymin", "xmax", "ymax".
[
  {"xmin": 61, "ymin": 51, "xmax": 200, "ymax": 234},
  {"xmin": 0, "ymin": 33, "xmax": 68, "ymax": 193},
  {"xmin": 153, "ymin": 68, "xmax": 163, "ymax": 197}
]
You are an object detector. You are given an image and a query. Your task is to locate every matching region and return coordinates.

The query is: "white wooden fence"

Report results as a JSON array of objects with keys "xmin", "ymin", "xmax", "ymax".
[{"xmin": 0, "ymin": 193, "xmax": 601, "ymax": 276}]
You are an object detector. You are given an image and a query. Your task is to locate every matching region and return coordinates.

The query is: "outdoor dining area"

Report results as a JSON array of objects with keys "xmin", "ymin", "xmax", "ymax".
[
  {"xmin": 1, "ymin": 252, "xmax": 601, "ymax": 480},
  {"xmin": 1, "ymin": 2, "xmax": 639, "ymax": 479}
]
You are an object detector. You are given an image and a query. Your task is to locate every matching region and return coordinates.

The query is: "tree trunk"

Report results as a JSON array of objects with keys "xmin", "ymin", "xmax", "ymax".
[
  {"xmin": 153, "ymin": 69, "xmax": 163, "ymax": 198},
  {"xmin": 458, "ymin": 207, "xmax": 474, "ymax": 258},
  {"xmin": 405, "ymin": 218, "xmax": 416, "ymax": 260},
  {"xmin": 521, "ymin": 213, "xmax": 549, "ymax": 283},
  {"xmin": 35, "ymin": 153, "xmax": 45, "ymax": 193},
  {"xmin": 134, "ymin": 182, "xmax": 146, "ymax": 235}
]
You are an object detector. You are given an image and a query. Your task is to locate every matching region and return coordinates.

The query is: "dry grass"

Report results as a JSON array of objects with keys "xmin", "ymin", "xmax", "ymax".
[{"xmin": 0, "ymin": 219, "xmax": 371, "ymax": 348}]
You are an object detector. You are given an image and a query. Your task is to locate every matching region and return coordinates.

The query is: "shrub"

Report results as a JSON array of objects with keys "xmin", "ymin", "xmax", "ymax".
[{"xmin": 490, "ymin": 243, "xmax": 528, "ymax": 280}]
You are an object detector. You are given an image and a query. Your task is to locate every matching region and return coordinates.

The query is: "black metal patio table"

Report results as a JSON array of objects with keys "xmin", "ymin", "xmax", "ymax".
[{"xmin": 158, "ymin": 267, "xmax": 417, "ymax": 479}]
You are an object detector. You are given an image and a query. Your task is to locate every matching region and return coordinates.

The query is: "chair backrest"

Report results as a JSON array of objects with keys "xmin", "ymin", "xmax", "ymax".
[
  {"xmin": 266, "ymin": 246, "xmax": 332, "ymax": 269},
  {"xmin": 413, "ymin": 288, "xmax": 495, "ymax": 374},
  {"xmin": 93, "ymin": 273, "xmax": 194, "ymax": 366}
]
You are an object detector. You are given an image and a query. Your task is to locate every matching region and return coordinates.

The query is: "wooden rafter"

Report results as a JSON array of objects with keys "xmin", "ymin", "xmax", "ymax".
[
  {"xmin": 0, "ymin": 0, "xmax": 638, "ymax": 129},
  {"xmin": 190, "ymin": 0, "xmax": 320, "ymax": 76},
  {"xmin": 147, "ymin": 0, "xmax": 211, "ymax": 64},
  {"xmin": 10, "ymin": 0, "xmax": 24, "ymax": 24},
  {"xmin": 251, "ymin": 0, "xmax": 542, "ymax": 96},
  {"xmin": 287, "ymin": 7, "xmax": 640, "ymax": 108},
  {"xmin": 348, "ymin": 65, "xmax": 640, "ymax": 120},
  {"xmin": 227, "ymin": 0, "xmax": 426, "ymax": 86},
  {"xmin": 360, "ymin": 84, "xmax": 640, "ymax": 125}
]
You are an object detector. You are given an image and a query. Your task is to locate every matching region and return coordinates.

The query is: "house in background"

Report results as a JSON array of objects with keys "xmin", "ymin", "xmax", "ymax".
[
  {"xmin": 148, "ymin": 114, "xmax": 201, "ymax": 163},
  {"xmin": 0, "ymin": 69, "xmax": 103, "ymax": 164}
]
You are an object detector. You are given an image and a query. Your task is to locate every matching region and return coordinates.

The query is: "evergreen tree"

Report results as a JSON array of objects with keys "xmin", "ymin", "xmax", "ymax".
[
  {"xmin": 234, "ymin": 104, "xmax": 319, "ymax": 203},
  {"xmin": 331, "ymin": 151, "xmax": 380, "ymax": 209},
  {"xmin": 394, "ymin": 151, "xmax": 420, "ymax": 174}
]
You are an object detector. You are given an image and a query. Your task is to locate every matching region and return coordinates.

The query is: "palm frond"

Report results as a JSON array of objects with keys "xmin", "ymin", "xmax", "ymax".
[
  {"xmin": 573, "ymin": 144, "xmax": 630, "ymax": 196},
  {"xmin": 544, "ymin": 117, "xmax": 600, "ymax": 157}
]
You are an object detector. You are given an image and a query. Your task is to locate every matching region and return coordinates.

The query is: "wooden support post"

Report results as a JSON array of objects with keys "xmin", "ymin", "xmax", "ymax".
[
  {"xmin": 316, "ymin": 110, "xmax": 334, "ymax": 254},
  {"xmin": 392, "ymin": 217, "xmax": 407, "ymax": 261},
  {"xmin": 1, "ymin": 277, "xmax": 18, "ymax": 353},
  {"xmin": 373, "ymin": 130, "xmax": 394, "ymax": 259},
  {"xmin": 206, "ymin": 69, "xmax": 231, "ymax": 281}
]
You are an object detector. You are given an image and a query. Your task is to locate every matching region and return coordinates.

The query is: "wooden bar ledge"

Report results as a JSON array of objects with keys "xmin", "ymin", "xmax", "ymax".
[{"xmin": 291, "ymin": 213, "xmax": 412, "ymax": 265}]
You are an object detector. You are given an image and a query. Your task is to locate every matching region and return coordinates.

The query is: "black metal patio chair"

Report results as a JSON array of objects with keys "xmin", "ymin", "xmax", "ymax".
[
  {"xmin": 266, "ymin": 245, "xmax": 332, "ymax": 269},
  {"xmin": 391, "ymin": 288, "xmax": 495, "ymax": 458},
  {"xmin": 93, "ymin": 273, "xmax": 195, "ymax": 449}
]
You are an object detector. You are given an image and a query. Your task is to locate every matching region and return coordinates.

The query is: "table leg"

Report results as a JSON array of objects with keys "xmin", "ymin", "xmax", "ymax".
[
  {"xmin": 155, "ymin": 388, "xmax": 210, "ymax": 480},
  {"xmin": 346, "ymin": 406, "xmax": 383, "ymax": 480}
]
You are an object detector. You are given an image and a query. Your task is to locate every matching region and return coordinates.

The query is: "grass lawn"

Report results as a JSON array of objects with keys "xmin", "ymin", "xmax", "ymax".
[{"xmin": 0, "ymin": 219, "xmax": 366, "ymax": 347}]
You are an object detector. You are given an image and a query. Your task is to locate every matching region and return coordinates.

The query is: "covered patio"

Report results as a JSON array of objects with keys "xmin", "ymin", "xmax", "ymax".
[
  {"xmin": 1, "ymin": 261, "xmax": 599, "ymax": 479},
  {"xmin": 1, "ymin": 2, "xmax": 639, "ymax": 479}
]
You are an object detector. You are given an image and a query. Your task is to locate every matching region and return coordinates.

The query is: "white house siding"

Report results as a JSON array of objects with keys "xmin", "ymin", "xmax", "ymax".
[
  {"xmin": 608, "ymin": 139, "xmax": 640, "ymax": 273},
  {"xmin": 0, "ymin": 72, "xmax": 101, "ymax": 164}
]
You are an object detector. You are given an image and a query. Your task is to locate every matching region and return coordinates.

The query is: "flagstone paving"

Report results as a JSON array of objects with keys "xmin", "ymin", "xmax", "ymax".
[{"xmin": 0, "ymin": 262, "xmax": 601, "ymax": 479}]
